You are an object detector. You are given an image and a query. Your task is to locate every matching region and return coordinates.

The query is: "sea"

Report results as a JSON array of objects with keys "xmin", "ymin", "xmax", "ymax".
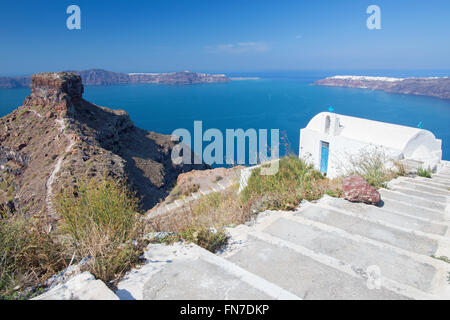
[{"xmin": 1, "ymin": 71, "xmax": 449, "ymax": 164}]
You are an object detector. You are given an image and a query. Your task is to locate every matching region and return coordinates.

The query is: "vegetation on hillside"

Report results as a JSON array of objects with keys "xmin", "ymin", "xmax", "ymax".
[
  {"xmin": 148, "ymin": 153, "xmax": 409, "ymax": 253},
  {"xmin": 0, "ymin": 177, "xmax": 145, "ymax": 299},
  {"xmin": 148, "ymin": 156, "xmax": 343, "ymax": 251},
  {"xmin": 1, "ymin": 153, "xmax": 409, "ymax": 299},
  {"xmin": 148, "ymin": 187, "xmax": 247, "ymax": 253},
  {"xmin": 56, "ymin": 178, "xmax": 144, "ymax": 283},
  {"xmin": 0, "ymin": 215, "xmax": 68, "ymax": 300},
  {"xmin": 242, "ymin": 155, "xmax": 341, "ymax": 211}
]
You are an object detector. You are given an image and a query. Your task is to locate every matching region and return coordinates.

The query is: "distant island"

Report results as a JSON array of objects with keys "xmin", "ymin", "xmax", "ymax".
[
  {"xmin": 230, "ymin": 77, "xmax": 261, "ymax": 80},
  {"xmin": 315, "ymin": 75, "xmax": 450, "ymax": 100},
  {"xmin": 0, "ymin": 69, "xmax": 231, "ymax": 88}
]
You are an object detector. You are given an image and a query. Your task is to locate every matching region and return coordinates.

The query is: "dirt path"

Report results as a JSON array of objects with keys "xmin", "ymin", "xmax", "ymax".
[{"xmin": 44, "ymin": 117, "xmax": 75, "ymax": 219}]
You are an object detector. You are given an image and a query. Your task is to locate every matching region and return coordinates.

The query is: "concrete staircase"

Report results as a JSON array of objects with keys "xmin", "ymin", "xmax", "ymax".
[{"xmin": 116, "ymin": 167, "xmax": 450, "ymax": 300}]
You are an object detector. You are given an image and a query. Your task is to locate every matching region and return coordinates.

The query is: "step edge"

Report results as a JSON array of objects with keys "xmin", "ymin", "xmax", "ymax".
[
  {"xmin": 389, "ymin": 185, "xmax": 449, "ymax": 203},
  {"xmin": 315, "ymin": 202, "xmax": 450, "ymax": 246},
  {"xmin": 376, "ymin": 194, "xmax": 447, "ymax": 217},
  {"xmin": 394, "ymin": 179, "xmax": 450, "ymax": 195},
  {"xmin": 270, "ymin": 213, "xmax": 450, "ymax": 298},
  {"xmin": 198, "ymin": 246, "xmax": 302, "ymax": 300},
  {"xmin": 379, "ymin": 189, "xmax": 446, "ymax": 212},
  {"xmin": 399, "ymin": 177, "xmax": 450, "ymax": 191},
  {"xmin": 277, "ymin": 211, "xmax": 450, "ymax": 271},
  {"xmin": 229, "ymin": 224, "xmax": 443, "ymax": 300}
]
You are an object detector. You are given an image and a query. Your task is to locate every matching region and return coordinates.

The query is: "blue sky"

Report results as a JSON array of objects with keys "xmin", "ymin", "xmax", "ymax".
[{"xmin": 0, "ymin": 0, "xmax": 449, "ymax": 75}]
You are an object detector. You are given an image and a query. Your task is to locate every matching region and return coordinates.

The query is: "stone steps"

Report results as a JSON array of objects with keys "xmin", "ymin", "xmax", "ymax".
[
  {"xmin": 223, "ymin": 173, "xmax": 449, "ymax": 299},
  {"xmin": 379, "ymin": 189, "xmax": 446, "ymax": 212},
  {"xmin": 321, "ymin": 197, "xmax": 449, "ymax": 234},
  {"xmin": 429, "ymin": 176, "xmax": 450, "ymax": 187},
  {"xmin": 374, "ymin": 196, "xmax": 448, "ymax": 222},
  {"xmin": 388, "ymin": 185, "xmax": 448, "ymax": 204},
  {"xmin": 116, "ymin": 242, "xmax": 299, "ymax": 300},
  {"xmin": 224, "ymin": 226, "xmax": 411, "ymax": 300},
  {"xmin": 252, "ymin": 212, "xmax": 448, "ymax": 296},
  {"xmin": 296, "ymin": 202, "xmax": 444, "ymax": 256},
  {"xmin": 434, "ymin": 173, "xmax": 450, "ymax": 180},
  {"xmin": 394, "ymin": 178, "xmax": 450, "ymax": 196},
  {"xmin": 407, "ymin": 177, "xmax": 450, "ymax": 191},
  {"xmin": 113, "ymin": 171, "xmax": 449, "ymax": 300}
]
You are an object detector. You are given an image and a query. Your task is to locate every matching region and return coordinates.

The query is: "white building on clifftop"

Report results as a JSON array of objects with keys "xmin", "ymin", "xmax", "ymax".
[{"xmin": 299, "ymin": 112, "xmax": 443, "ymax": 178}]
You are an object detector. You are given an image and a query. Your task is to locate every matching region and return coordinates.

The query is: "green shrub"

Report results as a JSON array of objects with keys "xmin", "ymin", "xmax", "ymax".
[
  {"xmin": 56, "ymin": 178, "xmax": 143, "ymax": 283},
  {"xmin": 241, "ymin": 156, "xmax": 327, "ymax": 211},
  {"xmin": 417, "ymin": 167, "xmax": 432, "ymax": 178}
]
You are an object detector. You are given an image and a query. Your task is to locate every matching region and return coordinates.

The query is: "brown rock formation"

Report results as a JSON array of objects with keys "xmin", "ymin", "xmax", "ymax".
[
  {"xmin": 23, "ymin": 72, "xmax": 84, "ymax": 115},
  {"xmin": 342, "ymin": 175, "xmax": 381, "ymax": 205},
  {"xmin": 0, "ymin": 72, "xmax": 208, "ymax": 220}
]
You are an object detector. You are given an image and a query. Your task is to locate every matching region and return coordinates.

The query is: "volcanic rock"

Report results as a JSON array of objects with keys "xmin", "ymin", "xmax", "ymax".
[
  {"xmin": 342, "ymin": 175, "xmax": 381, "ymax": 205},
  {"xmin": 0, "ymin": 72, "xmax": 208, "ymax": 219}
]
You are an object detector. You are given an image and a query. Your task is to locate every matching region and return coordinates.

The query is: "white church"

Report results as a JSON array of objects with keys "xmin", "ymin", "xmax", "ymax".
[{"xmin": 299, "ymin": 112, "xmax": 443, "ymax": 178}]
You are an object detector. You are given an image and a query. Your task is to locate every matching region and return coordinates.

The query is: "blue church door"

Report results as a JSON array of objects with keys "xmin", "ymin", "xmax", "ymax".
[{"xmin": 320, "ymin": 141, "xmax": 329, "ymax": 175}]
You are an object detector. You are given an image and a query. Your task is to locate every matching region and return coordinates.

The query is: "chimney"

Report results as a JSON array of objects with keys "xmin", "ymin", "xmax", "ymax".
[{"xmin": 327, "ymin": 113, "xmax": 341, "ymax": 136}]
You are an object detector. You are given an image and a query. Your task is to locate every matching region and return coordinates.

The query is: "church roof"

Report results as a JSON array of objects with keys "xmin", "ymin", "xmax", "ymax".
[{"xmin": 305, "ymin": 112, "xmax": 436, "ymax": 151}]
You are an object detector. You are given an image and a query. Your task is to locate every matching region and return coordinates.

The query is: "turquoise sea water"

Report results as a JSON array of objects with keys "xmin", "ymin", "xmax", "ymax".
[{"xmin": 1, "ymin": 74, "xmax": 449, "ymax": 162}]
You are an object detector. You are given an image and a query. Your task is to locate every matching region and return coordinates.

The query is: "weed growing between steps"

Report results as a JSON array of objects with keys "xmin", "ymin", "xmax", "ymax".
[
  {"xmin": 153, "ymin": 228, "xmax": 229, "ymax": 253},
  {"xmin": 417, "ymin": 167, "xmax": 432, "ymax": 178},
  {"xmin": 0, "ymin": 214, "xmax": 69, "ymax": 300},
  {"xmin": 55, "ymin": 178, "xmax": 145, "ymax": 285}
]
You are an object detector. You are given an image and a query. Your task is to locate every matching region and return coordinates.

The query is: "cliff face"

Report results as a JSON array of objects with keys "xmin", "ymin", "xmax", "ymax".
[
  {"xmin": 0, "ymin": 72, "xmax": 207, "ymax": 220},
  {"xmin": 315, "ymin": 76, "xmax": 450, "ymax": 100},
  {"xmin": 69, "ymin": 69, "xmax": 131, "ymax": 86},
  {"xmin": 24, "ymin": 73, "xmax": 84, "ymax": 114},
  {"xmin": 128, "ymin": 71, "xmax": 231, "ymax": 85},
  {"xmin": 0, "ymin": 76, "xmax": 31, "ymax": 88},
  {"xmin": 0, "ymin": 69, "xmax": 231, "ymax": 88}
]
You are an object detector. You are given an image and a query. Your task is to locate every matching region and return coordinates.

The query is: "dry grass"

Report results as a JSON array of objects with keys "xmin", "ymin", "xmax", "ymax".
[
  {"xmin": 55, "ymin": 177, "xmax": 144, "ymax": 284},
  {"xmin": 346, "ymin": 148, "xmax": 406, "ymax": 188},
  {"xmin": 166, "ymin": 183, "xmax": 200, "ymax": 204},
  {"xmin": 1, "ymin": 176, "xmax": 147, "ymax": 299},
  {"xmin": 148, "ymin": 185, "xmax": 250, "ymax": 252},
  {"xmin": 0, "ymin": 215, "xmax": 68, "ymax": 299},
  {"xmin": 147, "ymin": 156, "xmax": 343, "ymax": 251}
]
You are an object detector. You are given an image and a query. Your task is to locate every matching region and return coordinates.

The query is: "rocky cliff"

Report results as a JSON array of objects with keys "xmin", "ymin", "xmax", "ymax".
[
  {"xmin": 0, "ymin": 69, "xmax": 231, "ymax": 88},
  {"xmin": 70, "ymin": 69, "xmax": 131, "ymax": 86},
  {"xmin": 0, "ymin": 76, "xmax": 31, "ymax": 88},
  {"xmin": 128, "ymin": 71, "xmax": 230, "ymax": 85},
  {"xmin": 315, "ymin": 76, "xmax": 450, "ymax": 100},
  {"xmin": 0, "ymin": 72, "xmax": 207, "ymax": 220}
]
